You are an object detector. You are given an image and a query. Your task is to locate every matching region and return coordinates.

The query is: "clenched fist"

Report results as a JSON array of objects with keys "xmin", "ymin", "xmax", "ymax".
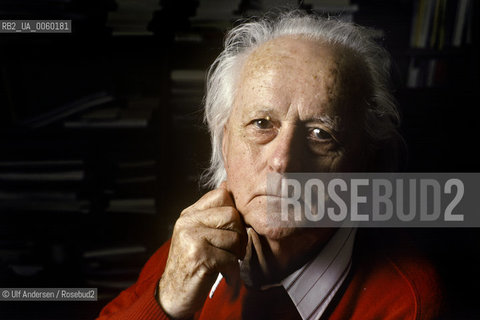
[{"xmin": 158, "ymin": 182, "xmax": 248, "ymax": 319}]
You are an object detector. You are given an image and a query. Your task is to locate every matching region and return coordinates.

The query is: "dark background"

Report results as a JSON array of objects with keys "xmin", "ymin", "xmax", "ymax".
[{"xmin": 0, "ymin": 0, "xmax": 478, "ymax": 319}]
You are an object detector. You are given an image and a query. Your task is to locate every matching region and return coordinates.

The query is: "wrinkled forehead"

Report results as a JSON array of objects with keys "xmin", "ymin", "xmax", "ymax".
[
  {"xmin": 235, "ymin": 36, "xmax": 372, "ymax": 124},
  {"xmin": 243, "ymin": 36, "xmax": 338, "ymax": 77}
]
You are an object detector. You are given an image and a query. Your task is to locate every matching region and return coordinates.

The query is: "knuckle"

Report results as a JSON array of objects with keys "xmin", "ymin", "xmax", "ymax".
[
  {"xmin": 207, "ymin": 254, "xmax": 232, "ymax": 271},
  {"xmin": 230, "ymin": 231, "xmax": 241, "ymax": 244},
  {"xmin": 180, "ymin": 205, "xmax": 194, "ymax": 217},
  {"xmin": 223, "ymin": 206, "xmax": 238, "ymax": 221},
  {"xmin": 217, "ymin": 188, "xmax": 230, "ymax": 197},
  {"xmin": 183, "ymin": 239, "xmax": 205, "ymax": 262},
  {"xmin": 212, "ymin": 188, "xmax": 230, "ymax": 202},
  {"xmin": 174, "ymin": 223, "xmax": 198, "ymax": 245},
  {"xmin": 186, "ymin": 246, "xmax": 202, "ymax": 262},
  {"xmin": 173, "ymin": 217, "xmax": 188, "ymax": 233}
]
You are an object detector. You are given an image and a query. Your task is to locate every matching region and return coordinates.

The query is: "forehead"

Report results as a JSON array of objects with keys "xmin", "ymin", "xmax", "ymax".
[
  {"xmin": 244, "ymin": 36, "xmax": 337, "ymax": 77},
  {"xmin": 234, "ymin": 36, "xmax": 370, "ymax": 123}
]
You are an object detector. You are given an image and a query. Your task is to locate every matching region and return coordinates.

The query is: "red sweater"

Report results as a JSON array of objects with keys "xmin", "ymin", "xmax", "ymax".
[{"xmin": 97, "ymin": 231, "xmax": 443, "ymax": 320}]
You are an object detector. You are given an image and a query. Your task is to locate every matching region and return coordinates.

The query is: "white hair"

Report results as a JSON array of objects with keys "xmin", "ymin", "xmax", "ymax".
[{"xmin": 201, "ymin": 9, "xmax": 402, "ymax": 189}]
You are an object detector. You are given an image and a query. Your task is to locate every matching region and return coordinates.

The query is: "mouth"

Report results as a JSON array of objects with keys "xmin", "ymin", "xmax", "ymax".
[
  {"xmin": 245, "ymin": 193, "xmax": 290, "ymax": 221},
  {"xmin": 246, "ymin": 173, "xmax": 287, "ymax": 203},
  {"xmin": 248, "ymin": 193, "xmax": 284, "ymax": 205}
]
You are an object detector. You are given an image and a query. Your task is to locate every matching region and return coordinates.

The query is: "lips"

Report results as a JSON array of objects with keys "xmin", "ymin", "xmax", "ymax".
[
  {"xmin": 252, "ymin": 193, "xmax": 283, "ymax": 199},
  {"xmin": 243, "ymin": 172, "xmax": 287, "ymax": 203}
]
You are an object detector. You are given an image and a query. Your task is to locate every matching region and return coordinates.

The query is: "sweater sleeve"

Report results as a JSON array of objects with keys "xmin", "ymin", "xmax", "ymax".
[{"xmin": 96, "ymin": 240, "xmax": 172, "ymax": 320}]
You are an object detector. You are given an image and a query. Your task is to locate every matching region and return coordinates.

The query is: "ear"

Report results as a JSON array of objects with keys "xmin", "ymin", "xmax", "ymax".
[{"xmin": 222, "ymin": 125, "xmax": 229, "ymax": 164}]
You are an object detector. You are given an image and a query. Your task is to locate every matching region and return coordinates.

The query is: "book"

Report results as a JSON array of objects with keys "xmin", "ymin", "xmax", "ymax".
[
  {"xmin": 21, "ymin": 91, "xmax": 115, "ymax": 128},
  {"xmin": 437, "ymin": 0, "xmax": 447, "ymax": 50},
  {"xmin": 443, "ymin": 0, "xmax": 459, "ymax": 47},
  {"xmin": 429, "ymin": 0, "xmax": 442, "ymax": 48},
  {"xmin": 418, "ymin": 0, "xmax": 436, "ymax": 48},
  {"xmin": 407, "ymin": 58, "xmax": 420, "ymax": 88},
  {"xmin": 452, "ymin": 0, "xmax": 470, "ymax": 46},
  {"xmin": 106, "ymin": 198, "xmax": 156, "ymax": 215},
  {"xmin": 0, "ymin": 160, "xmax": 83, "ymax": 169},
  {"xmin": 0, "ymin": 191, "xmax": 76, "ymax": 201},
  {"xmin": 0, "ymin": 198, "xmax": 89, "ymax": 213},
  {"xmin": 0, "ymin": 171, "xmax": 84, "ymax": 182},
  {"xmin": 410, "ymin": 0, "xmax": 422, "ymax": 47},
  {"xmin": 64, "ymin": 98, "xmax": 156, "ymax": 129},
  {"xmin": 170, "ymin": 70, "xmax": 206, "ymax": 84},
  {"xmin": 83, "ymin": 245, "xmax": 147, "ymax": 259},
  {"xmin": 426, "ymin": 59, "xmax": 437, "ymax": 87}
]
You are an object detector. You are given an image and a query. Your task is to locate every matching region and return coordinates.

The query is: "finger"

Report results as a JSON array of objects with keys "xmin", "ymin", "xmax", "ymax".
[
  {"xmin": 200, "ymin": 228, "xmax": 246, "ymax": 259},
  {"xmin": 204, "ymin": 248, "xmax": 241, "ymax": 293},
  {"xmin": 191, "ymin": 207, "xmax": 247, "ymax": 256},
  {"xmin": 174, "ymin": 211, "xmax": 247, "ymax": 259},
  {"xmin": 190, "ymin": 206, "xmax": 243, "ymax": 230},
  {"xmin": 205, "ymin": 235, "xmax": 241, "ymax": 293},
  {"xmin": 160, "ymin": 245, "xmax": 239, "ymax": 317},
  {"xmin": 218, "ymin": 181, "xmax": 227, "ymax": 190},
  {"xmin": 202, "ymin": 244, "xmax": 240, "ymax": 277},
  {"xmin": 177, "ymin": 206, "xmax": 247, "ymax": 256},
  {"xmin": 184, "ymin": 187, "xmax": 235, "ymax": 213},
  {"xmin": 218, "ymin": 180, "xmax": 237, "ymax": 207}
]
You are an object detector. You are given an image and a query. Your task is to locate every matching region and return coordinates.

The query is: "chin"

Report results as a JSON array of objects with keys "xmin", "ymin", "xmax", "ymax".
[
  {"xmin": 247, "ymin": 215, "xmax": 299, "ymax": 241},
  {"xmin": 258, "ymin": 225, "xmax": 298, "ymax": 241},
  {"xmin": 241, "ymin": 197, "xmax": 304, "ymax": 240}
]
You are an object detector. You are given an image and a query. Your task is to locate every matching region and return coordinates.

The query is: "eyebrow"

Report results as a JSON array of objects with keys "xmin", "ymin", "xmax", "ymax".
[
  {"xmin": 243, "ymin": 107, "xmax": 342, "ymax": 131},
  {"xmin": 245, "ymin": 107, "xmax": 277, "ymax": 117},
  {"xmin": 242, "ymin": 107, "xmax": 280, "ymax": 122},
  {"xmin": 305, "ymin": 115, "xmax": 342, "ymax": 132}
]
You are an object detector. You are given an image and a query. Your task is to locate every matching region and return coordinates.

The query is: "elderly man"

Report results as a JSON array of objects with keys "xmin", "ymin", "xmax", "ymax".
[{"xmin": 98, "ymin": 10, "xmax": 442, "ymax": 320}]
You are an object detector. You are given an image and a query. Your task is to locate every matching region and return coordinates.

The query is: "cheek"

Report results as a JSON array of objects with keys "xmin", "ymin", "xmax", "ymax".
[
  {"xmin": 312, "ymin": 153, "xmax": 342, "ymax": 172},
  {"xmin": 319, "ymin": 148, "xmax": 365, "ymax": 172},
  {"xmin": 225, "ymin": 136, "xmax": 266, "ymax": 201},
  {"xmin": 226, "ymin": 131, "xmax": 264, "ymax": 172}
]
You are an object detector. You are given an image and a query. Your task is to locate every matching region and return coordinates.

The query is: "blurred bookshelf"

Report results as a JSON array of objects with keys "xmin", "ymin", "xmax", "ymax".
[
  {"xmin": 354, "ymin": 0, "xmax": 478, "ymax": 172},
  {"xmin": 0, "ymin": 1, "xmax": 172, "ymax": 318},
  {"xmin": 355, "ymin": 1, "xmax": 479, "ymax": 318}
]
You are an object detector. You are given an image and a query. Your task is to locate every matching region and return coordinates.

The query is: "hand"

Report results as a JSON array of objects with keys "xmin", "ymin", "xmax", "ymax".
[{"xmin": 158, "ymin": 182, "xmax": 248, "ymax": 319}]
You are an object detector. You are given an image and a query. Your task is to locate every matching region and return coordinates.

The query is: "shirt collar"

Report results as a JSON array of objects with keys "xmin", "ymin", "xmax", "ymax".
[{"xmin": 281, "ymin": 228, "xmax": 357, "ymax": 320}]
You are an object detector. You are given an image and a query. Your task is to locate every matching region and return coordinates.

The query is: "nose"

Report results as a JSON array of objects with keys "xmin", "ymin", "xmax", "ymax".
[{"xmin": 267, "ymin": 126, "xmax": 303, "ymax": 173}]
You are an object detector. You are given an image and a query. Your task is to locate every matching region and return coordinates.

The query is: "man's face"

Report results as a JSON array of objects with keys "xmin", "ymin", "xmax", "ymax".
[{"xmin": 223, "ymin": 36, "xmax": 370, "ymax": 241}]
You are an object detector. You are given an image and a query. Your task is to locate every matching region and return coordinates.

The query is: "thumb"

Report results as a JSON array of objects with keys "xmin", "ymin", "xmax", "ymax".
[
  {"xmin": 218, "ymin": 180, "xmax": 236, "ymax": 206},
  {"xmin": 218, "ymin": 180, "xmax": 228, "ymax": 190}
]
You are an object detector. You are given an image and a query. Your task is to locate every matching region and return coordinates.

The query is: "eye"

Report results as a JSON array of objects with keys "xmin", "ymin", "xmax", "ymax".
[
  {"xmin": 252, "ymin": 118, "xmax": 274, "ymax": 129},
  {"xmin": 309, "ymin": 127, "xmax": 333, "ymax": 141}
]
